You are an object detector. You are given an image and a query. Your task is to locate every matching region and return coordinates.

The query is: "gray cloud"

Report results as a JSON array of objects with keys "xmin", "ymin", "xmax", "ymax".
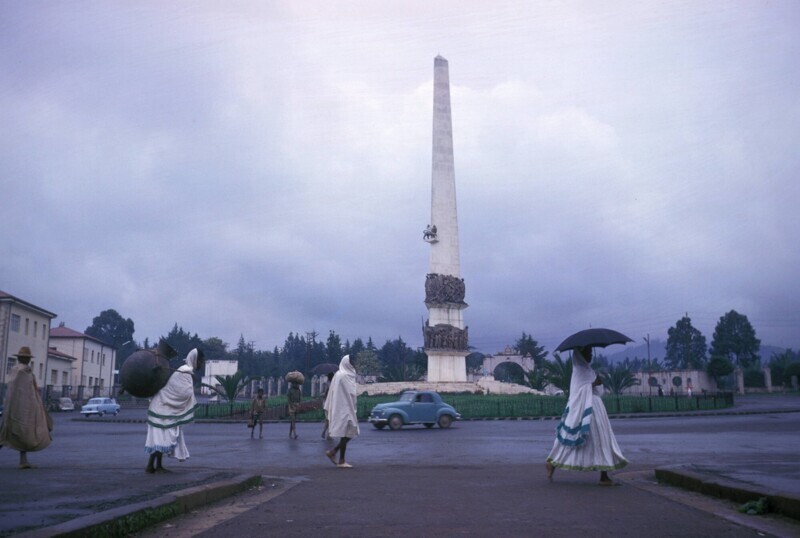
[{"xmin": 2, "ymin": 1, "xmax": 798, "ymax": 355}]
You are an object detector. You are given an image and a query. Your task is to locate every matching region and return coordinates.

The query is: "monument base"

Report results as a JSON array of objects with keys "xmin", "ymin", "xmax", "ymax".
[{"xmin": 425, "ymin": 351, "xmax": 468, "ymax": 382}]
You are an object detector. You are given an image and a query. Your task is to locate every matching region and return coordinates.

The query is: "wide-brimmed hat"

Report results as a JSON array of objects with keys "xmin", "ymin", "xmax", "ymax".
[{"xmin": 14, "ymin": 346, "xmax": 34, "ymax": 358}]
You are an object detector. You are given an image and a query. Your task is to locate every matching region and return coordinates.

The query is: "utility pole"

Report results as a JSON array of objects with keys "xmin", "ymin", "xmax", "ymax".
[{"xmin": 643, "ymin": 334, "xmax": 651, "ymax": 396}]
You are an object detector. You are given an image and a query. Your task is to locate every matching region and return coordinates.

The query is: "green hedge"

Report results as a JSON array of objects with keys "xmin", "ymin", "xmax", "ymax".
[{"xmin": 195, "ymin": 392, "xmax": 735, "ymax": 421}]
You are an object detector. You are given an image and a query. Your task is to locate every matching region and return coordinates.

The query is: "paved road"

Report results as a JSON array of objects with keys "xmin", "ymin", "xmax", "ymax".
[{"xmin": 1, "ymin": 394, "xmax": 799, "ymax": 536}]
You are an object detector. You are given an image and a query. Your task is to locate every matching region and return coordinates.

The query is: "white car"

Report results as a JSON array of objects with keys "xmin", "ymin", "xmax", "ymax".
[{"xmin": 81, "ymin": 397, "xmax": 120, "ymax": 417}]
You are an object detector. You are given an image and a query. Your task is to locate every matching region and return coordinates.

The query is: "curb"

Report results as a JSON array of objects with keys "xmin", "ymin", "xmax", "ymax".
[
  {"xmin": 655, "ymin": 465, "xmax": 800, "ymax": 521},
  {"xmin": 16, "ymin": 474, "xmax": 263, "ymax": 538}
]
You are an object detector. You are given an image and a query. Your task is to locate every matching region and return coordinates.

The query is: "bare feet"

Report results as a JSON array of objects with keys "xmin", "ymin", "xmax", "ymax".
[{"xmin": 545, "ymin": 462, "xmax": 555, "ymax": 482}]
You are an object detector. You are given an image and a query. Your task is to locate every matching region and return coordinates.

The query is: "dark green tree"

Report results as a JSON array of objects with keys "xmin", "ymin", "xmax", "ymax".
[
  {"xmin": 85, "ymin": 309, "xmax": 136, "ymax": 368},
  {"xmin": 769, "ymin": 349, "xmax": 800, "ymax": 387},
  {"xmin": 709, "ymin": 310, "xmax": 761, "ymax": 368},
  {"xmin": 378, "ymin": 337, "xmax": 424, "ymax": 381},
  {"xmin": 354, "ymin": 350, "xmax": 381, "ymax": 377},
  {"xmin": 515, "ymin": 332, "xmax": 548, "ymax": 368},
  {"xmin": 203, "ymin": 337, "xmax": 228, "ymax": 360},
  {"xmin": 706, "ymin": 356, "xmax": 733, "ymax": 388},
  {"xmin": 326, "ymin": 330, "xmax": 343, "ymax": 365},
  {"xmin": 164, "ymin": 324, "xmax": 203, "ymax": 361},
  {"xmin": 349, "ymin": 338, "xmax": 366, "ymax": 361},
  {"xmin": 665, "ymin": 315, "xmax": 708, "ymax": 370},
  {"xmin": 466, "ymin": 352, "xmax": 485, "ymax": 373}
]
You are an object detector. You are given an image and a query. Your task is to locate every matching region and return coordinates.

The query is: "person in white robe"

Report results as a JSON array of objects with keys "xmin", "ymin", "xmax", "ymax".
[
  {"xmin": 546, "ymin": 346, "xmax": 627, "ymax": 485},
  {"xmin": 145, "ymin": 348, "xmax": 204, "ymax": 473},
  {"xmin": 323, "ymin": 355, "xmax": 359, "ymax": 468}
]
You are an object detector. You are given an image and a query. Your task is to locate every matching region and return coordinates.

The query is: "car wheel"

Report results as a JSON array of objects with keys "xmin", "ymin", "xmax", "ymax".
[
  {"xmin": 114, "ymin": 411, "xmax": 119, "ymax": 416},
  {"xmin": 99, "ymin": 411, "xmax": 105, "ymax": 417},
  {"xmin": 373, "ymin": 423, "xmax": 386, "ymax": 430},
  {"xmin": 438, "ymin": 415, "xmax": 453, "ymax": 429},
  {"xmin": 424, "ymin": 423, "xmax": 434, "ymax": 429},
  {"xmin": 388, "ymin": 415, "xmax": 404, "ymax": 430},
  {"xmin": 83, "ymin": 413, "xmax": 89, "ymax": 417}
]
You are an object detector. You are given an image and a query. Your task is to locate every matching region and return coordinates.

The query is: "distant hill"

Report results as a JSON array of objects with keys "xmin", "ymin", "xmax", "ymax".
[{"xmin": 603, "ymin": 341, "xmax": 786, "ymax": 364}]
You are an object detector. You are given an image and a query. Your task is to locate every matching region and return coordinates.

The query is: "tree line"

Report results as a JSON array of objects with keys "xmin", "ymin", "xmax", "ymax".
[
  {"xmin": 83, "ymin": 310, "xmax": 426, "ymax": 383},
  {"xmin": 83, "ymin": 308, "xmax": 799, "ymax": 391}
]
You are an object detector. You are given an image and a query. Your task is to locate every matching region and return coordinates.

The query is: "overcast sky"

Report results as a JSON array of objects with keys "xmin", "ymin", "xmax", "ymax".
[{"xmin": 2, "ymin": 1, "xmax": 798, "ymax": 357}]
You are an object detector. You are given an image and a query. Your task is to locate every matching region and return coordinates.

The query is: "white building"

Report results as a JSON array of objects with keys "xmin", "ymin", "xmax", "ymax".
[
  {"xmin": 202, "ymin": 359, "xmax": 239, "ymax": 395},
  {"xmin": 46, "ymin": 347, "xmax": 78, "ymax": 395},
  {"xmin": 50, "ymin": 324, "xmax": 116, "ymax": 395},
  {"xmin": 0, "ymin": 290, "xmax": 57, "ymax": 386}
]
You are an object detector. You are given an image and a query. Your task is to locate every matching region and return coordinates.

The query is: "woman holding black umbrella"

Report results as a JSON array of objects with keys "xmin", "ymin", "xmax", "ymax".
[{"xmin": 545, "ymin": 344, "xmax": 628, "ymax": 485}]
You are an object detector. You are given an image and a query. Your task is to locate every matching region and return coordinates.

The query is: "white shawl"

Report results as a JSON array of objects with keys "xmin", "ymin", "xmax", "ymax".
[
  {"xmin": 147, "ymin": 349, "xmax": 198, "ymax": 429},
  {"xmin": 323, "ymin": 355, "xmax": 359, "ymax": 439},
  {"xmin": 555, "ymin": 349, "xmax": 601, "ymax": 447}
]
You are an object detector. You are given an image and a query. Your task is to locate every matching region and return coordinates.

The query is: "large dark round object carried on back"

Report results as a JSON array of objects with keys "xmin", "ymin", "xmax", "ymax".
[{"xmin": 120, "ymin": 341, "xmax": 177, "ymax": 398}]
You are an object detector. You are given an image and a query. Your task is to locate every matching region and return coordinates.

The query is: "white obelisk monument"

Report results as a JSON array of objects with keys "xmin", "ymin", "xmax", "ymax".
[{"xmin": 422, "ymin": 56, "xmax": 468, "ymax": 383}]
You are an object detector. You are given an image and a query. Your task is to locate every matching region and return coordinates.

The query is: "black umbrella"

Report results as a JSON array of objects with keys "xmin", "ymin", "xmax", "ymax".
[
  {"xmin": 555, "ymin": 328, "xmax": 633, "ymax": 353},
  {"xmin": 311, "ymin": 363, "xmax": 339, "ymax": 376}
]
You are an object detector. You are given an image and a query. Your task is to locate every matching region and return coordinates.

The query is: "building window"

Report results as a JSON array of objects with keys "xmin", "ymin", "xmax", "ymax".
[
  {"xmin": 34, "ymin": 321, "xmax": 38, "ymax": 338},
  {"xmin": 81, "ymin": 375, "xmax": 86, "ymax": 386},
  {"xmin": 42, "ymin": 323, "xmax": 47, "ymax": 340},
  {"xmin": 83, "ymin": 349, "xmax": 88, "ymax": 362},
  {"xmin": 39, "ymin": 363, "xmax": 43, "ymax": 379},
  {"xmin": 89, "ymin": 376, "xmax": 93, "ymax": 386},
  {"xmin": 25, "ymin": 318, "xmax": 30, "ymax": 335},
  {"xmin": 51, "ymin": 369, "xmax": 58, "ymax": 384},
  {"xmin": 10, "ymin": 314, "xmax": 20, "ymax": 332},
  {"xmin": 62, "ymin": 371, "xmax": 68, "ymax": 385}
]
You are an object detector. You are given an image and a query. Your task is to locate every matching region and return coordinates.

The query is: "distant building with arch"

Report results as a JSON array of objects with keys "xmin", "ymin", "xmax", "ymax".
[{"xmin": 481, "ymin": 346, "xmax": 535, "ymax": 378}]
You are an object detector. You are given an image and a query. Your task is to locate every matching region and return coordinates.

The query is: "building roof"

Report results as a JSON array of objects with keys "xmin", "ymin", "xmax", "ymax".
[
  {"xmin": 50, "ymin": 325, "xmax": 112, "ymax": 347},
  {"xmin": 48, "ymin": 347, "xmax": 77, "ymax": 362},
  {"xmin": 0, "ymin": 290, "xmax": 57, "ymax": 318}
]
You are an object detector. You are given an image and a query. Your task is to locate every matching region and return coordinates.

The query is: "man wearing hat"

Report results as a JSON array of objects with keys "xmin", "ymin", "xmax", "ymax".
[{"xmin": 0, "ymin": 347, "xmax": 52, "ymax": 468}]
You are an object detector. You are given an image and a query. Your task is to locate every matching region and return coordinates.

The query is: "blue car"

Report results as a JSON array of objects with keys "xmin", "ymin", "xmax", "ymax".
[
  {"xmin": 81, "ymin": 397, "xmax": 120, "ymax": 417},
  {"xmin": 368, "ymin": 390, "xmax": 460, "ymax": 430}
]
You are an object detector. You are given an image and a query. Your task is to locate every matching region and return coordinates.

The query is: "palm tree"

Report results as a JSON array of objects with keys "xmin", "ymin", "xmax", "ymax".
[
  {"xmin": 601, "ymin": 363, "xmax": 640, "ymax": 395},
  {"xmin": 542, "ymin": 353, "xmax": 572, "ymax": 396},
  {"xmin": 524, "ymin": 368, "xmax": 548, "ymax": 391},
  {"xmin": 202, "ymin": 371, "xmax": 249, "ymax": 415}
]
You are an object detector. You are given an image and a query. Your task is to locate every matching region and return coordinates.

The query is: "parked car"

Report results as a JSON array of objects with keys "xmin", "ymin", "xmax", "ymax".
[
  {"xmin": 81, "ymin": 397, "xmax": 120, "ymax": 417},
  {"xmin": 368, "ymin": 390, "xmax": 461, "ymax": 430},
  {"xmin": 57, "ymin": 397, "xmax": 75, "ymax": 411}
]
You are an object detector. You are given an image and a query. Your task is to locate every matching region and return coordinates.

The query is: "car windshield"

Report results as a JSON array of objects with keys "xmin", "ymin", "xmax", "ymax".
[
  {"xmin": 399, "ymin": 392, "xmax": 415, "ymax": 402},
  {"xmin": 59, "ymin": 398, "xmax": 71, "ymax": 403},
  {"xmin": 88, "ymin": 398, "xmax": 103, "ymax": 404}
]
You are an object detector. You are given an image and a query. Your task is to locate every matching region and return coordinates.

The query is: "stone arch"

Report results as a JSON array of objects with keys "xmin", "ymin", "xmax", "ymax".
[{"xmin": 481, "ymin": 347, "xmax": 535, "ymax": 378}]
